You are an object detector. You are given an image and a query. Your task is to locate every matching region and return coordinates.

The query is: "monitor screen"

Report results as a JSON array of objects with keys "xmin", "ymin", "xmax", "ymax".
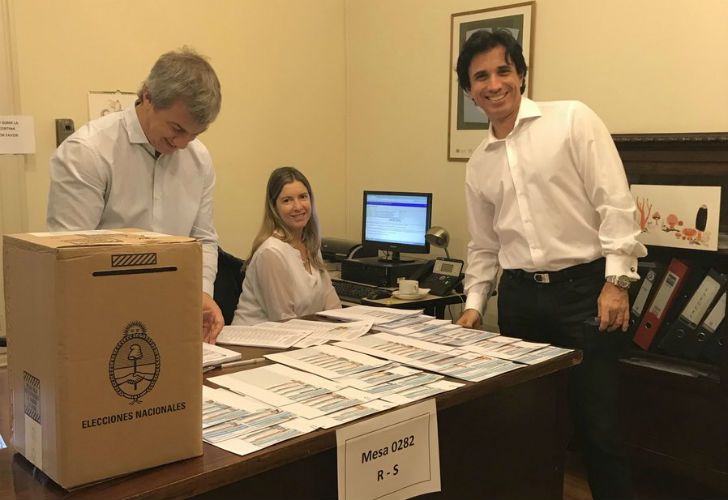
[{"xmin": 362, "ymin": 191, "xmax": 432, "ymax": 261}]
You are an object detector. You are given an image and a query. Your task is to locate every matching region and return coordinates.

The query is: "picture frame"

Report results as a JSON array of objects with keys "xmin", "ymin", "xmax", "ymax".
[
  {"xmin": 88, "ymin": 90, "xmax": 137, "ymax": 121},
  {"xmin": 448, "ymin": 2, "xmax": 535, "ymax": 161},
  {"xmin": 630, "ymin": 184, "xmax": 722, "ymax": 251}
]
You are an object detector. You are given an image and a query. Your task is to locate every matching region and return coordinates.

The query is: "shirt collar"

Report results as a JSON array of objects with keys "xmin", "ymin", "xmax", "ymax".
[
  {"xmin": 123, "ymin": 104, "xmax": 161, "ymax": 158},
  {"xmin": 123, "ymin": 105, "xmax": 149, "ymax": 144},
  {"xmin": 483, "ymin": 96, "xmax": 542, "ymax": 149}
]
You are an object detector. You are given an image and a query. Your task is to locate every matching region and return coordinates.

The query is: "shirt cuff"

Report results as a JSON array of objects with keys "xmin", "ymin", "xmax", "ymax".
[
  {"xmin": 604, "ymin": 254, "xmax": 640, "ymax": 280},
  {"xmin": 464, "ymin": 291, "xmax": 487, "ymax": 317}
]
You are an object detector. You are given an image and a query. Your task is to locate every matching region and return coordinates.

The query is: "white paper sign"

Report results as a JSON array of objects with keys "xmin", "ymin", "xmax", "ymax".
[
  {"xmin": 336, "ymin": 399, "xmax": 440, "ymax": 500},
  {"xmin": 0, "ymin": 115, "xmax": 35, "ymax": 154}
]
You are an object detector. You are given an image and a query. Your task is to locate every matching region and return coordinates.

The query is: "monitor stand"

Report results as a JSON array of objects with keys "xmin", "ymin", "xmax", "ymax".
[{"xmin": 378, "ymin": 251, "xmax": 413, "ymax": 264}]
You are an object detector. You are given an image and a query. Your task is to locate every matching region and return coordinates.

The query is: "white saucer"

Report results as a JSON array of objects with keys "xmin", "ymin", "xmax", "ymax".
[{"xmin": 392, "ymin": 288, "xmax": 430, "ymax": 300}]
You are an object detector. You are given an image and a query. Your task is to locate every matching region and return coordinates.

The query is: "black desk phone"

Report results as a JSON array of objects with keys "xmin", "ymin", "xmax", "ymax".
[{"xmin": 413, "ymin": 257, "xmax": 464, "ymax": 296}]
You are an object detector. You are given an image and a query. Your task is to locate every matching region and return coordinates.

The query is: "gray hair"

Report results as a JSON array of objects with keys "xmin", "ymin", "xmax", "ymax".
[{"xmin": 138, "ymin": 47, "xmax": 222, "ymax": 126}]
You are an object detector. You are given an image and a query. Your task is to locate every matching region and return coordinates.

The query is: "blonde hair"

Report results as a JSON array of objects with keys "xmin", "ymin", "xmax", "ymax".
[{"xmin": 248, "ymin": 167, "xmax": 324, "ymax": 271}]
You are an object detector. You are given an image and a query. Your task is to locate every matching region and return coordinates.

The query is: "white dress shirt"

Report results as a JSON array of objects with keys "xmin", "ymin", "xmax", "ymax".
[
  {"xmin": 232, "ymin": 236, "xmax": 341, "ymax": 325},
  {"xmin": 47, "ymin": 106, "xmax": 219, "ymax": 296},
  {"xmin": 463, "ymin": 98, "xmax": 647, "ymax": 315}
]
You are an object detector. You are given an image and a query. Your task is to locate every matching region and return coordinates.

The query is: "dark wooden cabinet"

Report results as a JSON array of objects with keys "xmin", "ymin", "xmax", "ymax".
[{"xmin": 614, "ymin": 133, "xmax": 728, "ymax": 491}]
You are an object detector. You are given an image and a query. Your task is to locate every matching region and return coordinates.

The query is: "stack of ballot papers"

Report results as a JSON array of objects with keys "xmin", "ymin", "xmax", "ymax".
[
  {"xmin": 217, "ymin": 324, "xmax": 314, "ymax": 348},
  {"xmin": 317, "ymin": 304, "xmax": 422, "ymax": 324},
  {"xmin": 203, "ymin": 358, "xmax": 464, "ymax": 455},
  {"xmin": 258, "ymin": 319, "xmax": 373, "ymax": 348},
  {"xmin": 200, "ymin": 310, "xmax": 574, "ymax": 457},
  {"xmin": 335, "ymin": 333, "xmax": 524, "ymax": 382},
  {"xmin": 203, "ymin": 342, "xmax": 242, "ymax": 367},
  {"xmin": 215, "ymin": 319, "xmax": 373, "ymax": 349}
]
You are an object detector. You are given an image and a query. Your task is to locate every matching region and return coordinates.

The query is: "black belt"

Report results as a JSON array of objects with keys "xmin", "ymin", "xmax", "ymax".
[{"xmin": 504, "ymin": 258, "xmax": 605, "ymax": 284}]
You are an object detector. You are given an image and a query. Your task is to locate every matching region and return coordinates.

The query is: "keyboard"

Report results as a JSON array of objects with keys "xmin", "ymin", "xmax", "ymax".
[{"xmin": 331, "ymin": 278, "xmax": 392, "ymax": 301}]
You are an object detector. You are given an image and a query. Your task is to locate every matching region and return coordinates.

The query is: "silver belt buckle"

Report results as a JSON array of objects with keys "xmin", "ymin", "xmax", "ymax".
[{"xmin": 533, "ymin": 272, "xmax": 550, "ymax": 283}]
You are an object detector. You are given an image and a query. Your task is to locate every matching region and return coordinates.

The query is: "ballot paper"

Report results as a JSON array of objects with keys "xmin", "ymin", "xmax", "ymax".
[
  {"xmin": 201, "ymin": 386, "xmax": 298, "ymax": 443},
  {"xmin": 217, "ymin": 324, "xmax": 312, "ymax": 348},
  {"xmin": 334, "ymin": 333, "xmax": 456, "ymax": 372},
  {"xmin": 463, "ymin": 339, "xmax": 550, "ymax": 360},
  {"xmin": 202, "ymin": 342, "xmax": 242, "ymax": 367},
  {"xmin": 318, "ymin": 305, "xmax": 422, "ymax": 324},
  {"xmin": 436, "ymin": 350, "xmax": 523, "ymax": 382},
  {"xmin": 264, "ymin": 319, "xmax": 373, "ymax": 348},
  {"xmin": 346, "ymin": 370, "xmax": 445, "ymax": 396},
  {"xmin": 212, "ymin": 418, "xmax": 320, "ymax": 456},
  {"xmin": 380, "ymin": 380, "xmax": 464, "ymax": 405},
  {"xmin": 311, "ymin": 399, "xmax": 398, "ymax": 429},
  {"xmin": 265, "ymin": 344, "xmax": 391, "ymax": 379},
  {"xmin": 509, "ymin": 345, "xmax": 574, "ymax": 365},
  {"xmin": 209, "ymin": 363, "xmax": 375, "ymax": 419}
]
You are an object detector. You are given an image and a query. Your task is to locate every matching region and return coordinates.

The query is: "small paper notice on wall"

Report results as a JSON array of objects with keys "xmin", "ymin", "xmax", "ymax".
[
  {"xmin": 88, "ymin": 91, "xmax": 137, "ymax": 121},
  {"xmin": 0, "ymin": 115, "xmax": 36, "ymax": 154},
  {"xmin": 631, "ymin": 184, "xmax": 721, "ymax": 251}
]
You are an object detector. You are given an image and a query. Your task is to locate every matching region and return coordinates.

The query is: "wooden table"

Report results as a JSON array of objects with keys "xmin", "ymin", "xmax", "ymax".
[
  {"xmin": 1, "ymin": 346, "xmax": 580, "ymax": 499},
  {"xmin": 361, "ymin": 292, "xmax": 466, "ymax": 320}
]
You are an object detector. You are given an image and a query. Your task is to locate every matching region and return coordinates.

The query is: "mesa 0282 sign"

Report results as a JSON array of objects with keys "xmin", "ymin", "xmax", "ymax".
[{"xmin": 336, "ymin": 400, "xmax": 440, "ymax": 500}]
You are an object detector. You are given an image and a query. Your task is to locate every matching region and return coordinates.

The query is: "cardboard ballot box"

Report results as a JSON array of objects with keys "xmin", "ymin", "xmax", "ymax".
[{"xmin": 3, "ymin": 229, "xmax": 203, "ymax": 488}]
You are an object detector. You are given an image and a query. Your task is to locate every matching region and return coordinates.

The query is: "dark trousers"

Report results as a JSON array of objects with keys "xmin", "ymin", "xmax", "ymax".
[{"xmin": 498, "ymin": 263, "xmax": 632, "ymax": 500}]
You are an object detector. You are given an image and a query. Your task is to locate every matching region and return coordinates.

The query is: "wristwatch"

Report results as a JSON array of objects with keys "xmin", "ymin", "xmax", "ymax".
[{"xmin": 605, "ymin": 275, "xmax": 634, "ymax": 290}]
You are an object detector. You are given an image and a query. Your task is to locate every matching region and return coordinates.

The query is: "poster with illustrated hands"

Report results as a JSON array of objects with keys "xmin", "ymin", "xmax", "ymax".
[{"xmin": 631, "ymin": 184, "xmax": 721, "ymax": 251}]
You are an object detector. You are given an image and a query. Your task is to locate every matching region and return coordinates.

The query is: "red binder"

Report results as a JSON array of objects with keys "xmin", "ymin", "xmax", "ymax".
[{"xmin": 633, "ymin": 258, "xmax": 689, "ymax": 351}]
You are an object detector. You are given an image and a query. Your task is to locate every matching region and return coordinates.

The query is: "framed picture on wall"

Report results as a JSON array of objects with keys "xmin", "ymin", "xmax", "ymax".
[
  {"xmin": 88, "ymin": 91, "xmax": 137, "ymax": 121},
  {"xmin": 448, "ymin": 2, "xmax": 535, "ymax": 161}
]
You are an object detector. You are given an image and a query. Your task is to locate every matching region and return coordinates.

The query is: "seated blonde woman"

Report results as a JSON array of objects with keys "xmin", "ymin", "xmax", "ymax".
[{"xmin": 232, "ymin": 166, "xmax": 341, "ymax": 325}]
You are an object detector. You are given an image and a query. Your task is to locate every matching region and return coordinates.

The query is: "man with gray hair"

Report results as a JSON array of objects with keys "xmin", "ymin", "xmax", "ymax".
[{"xmin": 47, "ymin": 47, "xmax": 224, "ymax": 343}]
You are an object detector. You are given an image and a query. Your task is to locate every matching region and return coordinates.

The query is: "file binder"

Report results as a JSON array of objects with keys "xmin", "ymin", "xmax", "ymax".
[
  {"xmin": 700, "ymin": 292, "xmax": 727, "ymax": 364},
  {"xmin": 633, "ymin": 258, "xmax": 689, "ymax": 351},
  {"xmin": 658, "ymin": 269, "xmax": 726, "ymax": 358},
  {"xmin": 628, "ymin": 261, "xmax": 665, "ymax": 335}
]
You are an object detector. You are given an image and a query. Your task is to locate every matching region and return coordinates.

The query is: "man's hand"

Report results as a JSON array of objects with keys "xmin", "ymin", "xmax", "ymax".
[
  {"xmin": 597, "ymin": 282, "xmax": 630, "ymax": 332},
  {"xmin": 202, "ymin": 292, "xmax": 224, "ymax": 344},
  {"xmin": 456, "ymin": 308, "xmax": 482, "ymax": 329}
]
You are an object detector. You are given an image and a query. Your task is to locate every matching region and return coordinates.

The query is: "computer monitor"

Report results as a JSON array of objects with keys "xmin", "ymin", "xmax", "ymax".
[{"xmin": 361, "ymin": 190, "xmax": 432, "ymax": 262}]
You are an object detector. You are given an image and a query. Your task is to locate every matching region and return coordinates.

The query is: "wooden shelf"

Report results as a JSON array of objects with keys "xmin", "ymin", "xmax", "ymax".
[{"xmin": 614, "ymin": 133, "xmax": 728, "ymax": 494}]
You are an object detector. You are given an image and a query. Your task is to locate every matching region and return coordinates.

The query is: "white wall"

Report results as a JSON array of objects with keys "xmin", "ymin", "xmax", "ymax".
[
  {"xmin": 2, "ymin": 0, "xmax": 727, "ymax": 332},
  {"xmin": 344, "ymin": 0, "xmax": 728, "ymax": 326},
  {"xmin": 5, "ymin": 0, "xmax": 348, "ymax": 259}
]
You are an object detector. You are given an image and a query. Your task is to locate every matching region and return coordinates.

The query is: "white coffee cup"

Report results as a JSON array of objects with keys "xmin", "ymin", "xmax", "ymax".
[{"xmin": 398, "ymin": 279, "xmax": 419, "ymax": 295}]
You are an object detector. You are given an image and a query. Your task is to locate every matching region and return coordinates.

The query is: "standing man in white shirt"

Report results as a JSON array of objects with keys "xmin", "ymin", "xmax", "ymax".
[
  {"xmin": 47, "ymin": 47, "xmax": 224, "ymax": 344},
  {"xmin": 454, "ymin": 30, "xmax": 646, "ymax": 499}
]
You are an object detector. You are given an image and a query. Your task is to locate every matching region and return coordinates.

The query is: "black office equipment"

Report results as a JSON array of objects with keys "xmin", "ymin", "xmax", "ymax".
[
  {"xmin": 659, "ymin": 269, "xmax": 726, "ymax": 358},
  {"xmin": 341, "ymin": 257, "xmax": 425, "ymax": 288},
  {"xmin": 416, "ymin": 257, "xmax": 464, "ymax": 296},
  {"xmin": 332, "ymin": 278, "xmax": 392, "ymax": 302},
  {"xmin": 628, "ymin": 260, "xmax": 666, "ymax": 335},
  {"xmin": 699, "ymin": 291, "xmax": 726, "ymax": 364},
  {"xmin": 213, "ymin": 248, "xmax": 245, "ymax": 325},
  {"xmin": 321, "ymin": 237, "xmax": 377, "ymax": 262},
  {"xmin": 361, "ymin": 190, "xmax": 432, "ymax": 262}
]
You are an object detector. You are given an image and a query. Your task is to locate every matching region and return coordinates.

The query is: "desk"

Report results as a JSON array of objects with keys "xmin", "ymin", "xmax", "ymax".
[
  {"xmin": 361, "ymin": 292, "xmax": 465, "ymax": 320},
  {"xmin": 1, "ymin": 346, "xmax": 580, "ymax": 499}
]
